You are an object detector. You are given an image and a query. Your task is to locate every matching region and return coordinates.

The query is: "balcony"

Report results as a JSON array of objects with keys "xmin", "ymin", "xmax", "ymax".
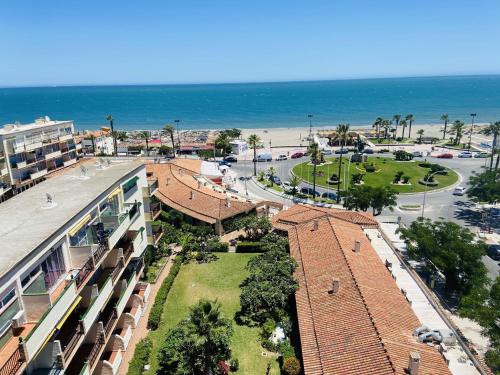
[
  {"xmin": 145, "ymin": 178, "xmax": 158, "ymax": 197},
  {"xmin": 112, "ymin": 325, "xmax": 132, "ymax": 351},
  {"xmin": 149, "ymin": 201, "xmax": 161, "ymax": 221},
  {"xmin": 0, "ymin": 168, "xmax": 7, "ymax": 176},
  {"xmin": 134, "ymin": 283, "xmax": 151, "ymax": 305},
  {"xmin": 59, "ymin": 134, "xmax": 73, "ymax": 142},
  {"xmin": 148, "ymin": 224, "xmax": 163, "ymax": 246},
  {"xmin": 44, "ymin": 150, "xmax": 62, "ymax": 160},
  {"xmin": 81, "ymin": 277, "xmax": 113, "ymax": 334},
  {"xmin": 102, "ymin": 203, "xmax": 141, "ymax": 250},
  {"xmin": 99, "ymin": 350, "xmax": 122, "ymax": 375},
  {"xmin": 24, "ymin": 142, "xmax": 43, "ymax": 152},
  {"xmin": 69, "ymin": 243, "xmax": 109, "ymax": 289},
  {"xmin": 76, "ymin": 144, "xmax": 82, "ymax": 151},
  {"xmin": 15, "ymin": 161, "xmax": 27, "ymax": 169},
  {"xmin": 115, "ymin": 272, "xmax": 137, "ymax": 317},
  {"xmin": 63, "ymin": 159, "xmax": 77, "ymax": 167},
  {"xmin": 29, "ymin": 169, "xmax": 48, "ymax": 180}
]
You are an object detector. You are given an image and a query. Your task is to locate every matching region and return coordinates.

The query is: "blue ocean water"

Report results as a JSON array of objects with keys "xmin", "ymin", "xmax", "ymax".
[{"xmin": 0, "ymin": 75, "xmax": 499, "ymax": 131}]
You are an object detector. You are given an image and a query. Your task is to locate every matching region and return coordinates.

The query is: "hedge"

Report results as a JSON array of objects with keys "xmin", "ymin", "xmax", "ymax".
[
  {"xmin": 126, "ymin": 337, "xmax": 152, "ymax": 375},
  {"xmin": 235, "ymin": 241, "xmax": 264, "ymax": 253},
  {"xmin": 147, "ymin": 256, "xmax": 182, "ymax": 330}
]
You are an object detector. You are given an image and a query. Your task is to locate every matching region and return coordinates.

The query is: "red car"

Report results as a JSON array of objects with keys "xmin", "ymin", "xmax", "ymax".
[
  {"xmin": 291, "ymin": 152, "xmax": 304, "ymax": 159},
  {"xmin": 436, "ymin": 153, "xmax": 453, "ymax": 159}
]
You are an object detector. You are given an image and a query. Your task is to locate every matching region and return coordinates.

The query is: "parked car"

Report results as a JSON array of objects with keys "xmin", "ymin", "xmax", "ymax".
[
  {"xmin": 282, "ymin": 181, "xmax": 291, "ymax": 191},
  {"xmin": 321, "ymin": 192, "xmax": 338, "ymax": 201},
  {"xmin": 218, "ymin": 160, "xmax": 232, "ymax": 167},
  {"xmin": 224, "ymin": 155, "xmax": 238, "ymax": 162},
  {"xmin": 254, "ymin": 152, "xmax": 272, "ymax": 162},
  {"xmin": 412, "ymin": 151, "xmax": 424, "ymax": 157},
  {"xmin": 458, "ymin": 151, "xmax": 473, "ymax": 158},
  {"xmin": 322, "ymin": 149, "xmax": 333, "ymax": 156},
  {"xmin": 335, "ymin": 149, "xmax": 349, "ymax": 154},
  {"xmin": 362, "ymin": 148, "xmax": 374, "ymax": 154},
  {"xmin": 270, "ymin": 175, "xmax": 282, "ymax": 185},
  {"xmin": 487, "ymin": 244, "xmax": 500, "ymax": 261},
  {"xmin": 300, "ymin": 187, "xmax": 320, "ymax": 197},
  {"xmin": 436, "ymin": 153, "xmax": 453, "ymax": 159},
  {"xmin": 474, "ymin": 152, "xmax": 490, "ymax": 158},
  {"xmin": 276, "ymin": 153, "xmax": 288, "ymax": 161},
  {"xmin": 453, "ymin": 186, "xmax": 466, "ymax": 196},
  {"xmin": 291, "ymin": 152, "xmax": 304, "ymax": 159}
]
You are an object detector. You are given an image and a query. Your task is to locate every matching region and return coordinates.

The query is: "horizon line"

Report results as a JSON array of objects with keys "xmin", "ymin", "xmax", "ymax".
[{"xmin": 2, "ymin": 73, "xmax": 500, "ymax": 90}]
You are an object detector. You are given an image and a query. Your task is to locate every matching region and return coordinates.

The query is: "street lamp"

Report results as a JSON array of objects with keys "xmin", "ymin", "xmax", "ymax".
[
  {"xmin": 468, "ymin": 113, "xmax": 476, "ymax": 150},
  {"xmin": 420, "ymin": 170, "xmax": 441, "ymax": 219}
]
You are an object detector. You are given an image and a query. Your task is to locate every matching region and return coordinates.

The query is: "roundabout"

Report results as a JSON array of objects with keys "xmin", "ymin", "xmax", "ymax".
[{"xmin": 291, "ymin": 156, "xmax": 459, "ymax": 193}]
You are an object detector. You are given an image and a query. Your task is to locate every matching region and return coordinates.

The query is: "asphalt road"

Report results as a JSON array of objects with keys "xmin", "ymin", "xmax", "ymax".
[{"xmin": 230, "ymin": 154, "xmax": 499, "ymax": 280}]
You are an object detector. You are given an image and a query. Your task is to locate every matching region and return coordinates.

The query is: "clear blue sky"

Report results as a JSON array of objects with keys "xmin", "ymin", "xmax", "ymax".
[{"xmin": 1, "ymin": 0, "xmax": 499, "ymax": 87}]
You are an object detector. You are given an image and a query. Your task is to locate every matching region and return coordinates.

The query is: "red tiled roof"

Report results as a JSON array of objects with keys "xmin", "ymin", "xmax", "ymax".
[
  {"xmin": 274, "ymin": 206, "xmax": 451, "ymax": 375},
  {"xmin": 146, "ymin": 161, "xmax": 255, "ymax": 224}
]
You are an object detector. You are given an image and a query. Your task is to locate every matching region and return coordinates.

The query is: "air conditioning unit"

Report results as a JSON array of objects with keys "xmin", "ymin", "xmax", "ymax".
[{"xmin": 11, "ymin": 310, "xmax": 26, "ymax": 329}]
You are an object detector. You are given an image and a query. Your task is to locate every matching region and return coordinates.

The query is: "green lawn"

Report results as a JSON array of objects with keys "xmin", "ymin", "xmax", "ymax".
[
  {"xmin": 292, "ymin": 156, "xmax": 459, "ymax": 193},
  {"xmin": 147, "ymin": 253, "xmax": 280, "ymax": 374}
]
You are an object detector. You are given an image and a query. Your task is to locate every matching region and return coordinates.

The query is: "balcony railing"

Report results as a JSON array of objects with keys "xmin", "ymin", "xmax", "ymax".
[
  {"xmin": 44, "ymin": 150, "xmax": 62, "ymax": 160},
  {"xmin": 103, "ymin": 310, "xmax": 118, "ymax": 336},
  {"xmin": 0, "ymin": 346, "xmax": 23, "ymax": 375},
  {"xmin": 87, "ymin": 337, "xmax": 104, "ymax": 368},
  {"xmin": 29, "ymin": 169, "xmax": 48, "ymax": 180},
  {"xmin": 147, "ymin": 178, "xmax": 159, "ymax": 196},
  {"xmin": 73, "ymin": 243, "xmax": 109, "ymax": 289},
  {"xmin": 149, "ymin": 202, "xmax": 161, "ymax": 220},
  {"xmin": 152, "ymin": 225, "xmax": 163, "ymax": 245}
]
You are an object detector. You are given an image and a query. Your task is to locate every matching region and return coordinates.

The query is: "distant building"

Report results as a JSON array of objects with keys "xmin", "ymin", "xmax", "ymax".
[
  {"xmin": 0, "ymin": 158, "xmax": 158, "ymax": 375},
  {"xmin": 229, "ymin": 140, "xmax": 248, "ymax": 155},
  {"xmin": 0, "ymin": 117, "xmax": 82, "ymax": 201},
  {"xmin": 81, "ymin": 131, "xmax": 115, "ymax": 155}
]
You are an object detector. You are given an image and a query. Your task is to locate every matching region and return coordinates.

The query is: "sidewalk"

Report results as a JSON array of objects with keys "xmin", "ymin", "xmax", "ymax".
[{"xmin": 117, "ymin": 249, "xmax": 179, "ymax": 375}]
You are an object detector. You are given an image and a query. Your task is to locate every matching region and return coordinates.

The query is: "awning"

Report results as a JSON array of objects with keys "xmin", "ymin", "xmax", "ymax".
[
  {"xmin": 68, "ymin": 214, "xmax": 91, "ymax": 237},
  {"xmin": 107, "ymin": 186, "xmax": 122, "ymax": 200},
  {"xmin": 56, "ymin": 296, "xmax": 82, "ymax": 330},
  {"xmin": 122, "ymin": 176, "xmax": 139, "ymax": 191}
]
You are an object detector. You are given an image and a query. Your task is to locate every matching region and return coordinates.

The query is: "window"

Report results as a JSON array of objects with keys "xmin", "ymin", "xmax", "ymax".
[
  {"xmin": 122, "ymin": 176, "xmax": 139, "ymax": 194},
  {"xmin": 0, "ymin": 288, "xmax": 20, "ymax": 334},
  {"xmin": 69, "ymin": 225, "xmax": 95, "ymax": 247},
  {"xmin": 22, "ymin": 245, "xmax": 66, "ymax": 293}
]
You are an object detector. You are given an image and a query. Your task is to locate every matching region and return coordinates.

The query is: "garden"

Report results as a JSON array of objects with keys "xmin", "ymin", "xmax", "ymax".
[{"xmin": 291, "ymin": 154, "xmax": 459, "ymax": 193}]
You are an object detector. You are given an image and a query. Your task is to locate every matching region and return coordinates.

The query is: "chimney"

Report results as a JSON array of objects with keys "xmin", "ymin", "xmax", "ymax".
[
  {"xmin": 190, "ymin": 191, "xmax": 195, "ymax": 199},
  {"xmin": 329, "ymin": 277, "xmax": 340, "ymax": 294},
  {"xmin": 408, "ymin": 352, "xmax": 420, "ymax": 375},
  {"xmin": 312, "ymin": 220, "xmax": 319, "ymax": 231},
  {"xmin": 226, "ymin": 197, "xmax": 231, "ymax": 208},
  {"xmin": 354, "ymin": 240, "xmax": 361, "ymax": 253}
]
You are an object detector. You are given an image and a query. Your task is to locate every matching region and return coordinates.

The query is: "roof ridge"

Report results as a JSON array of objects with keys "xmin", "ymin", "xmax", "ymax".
[
  {"xmin": 169, "ymin": 163, "xmax": 226, "ymax": 202},
  {"xmin": 326, "ymin": 217, "xmax": 397, "ymax": 375}
]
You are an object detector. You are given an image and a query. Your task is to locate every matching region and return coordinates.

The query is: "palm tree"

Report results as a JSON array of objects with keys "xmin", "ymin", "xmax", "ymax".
[
  {"xmin": 267, "ymin": 166, "xmax": 277, "ymax": 186},
  {"xmin": 141, "ymin": 131, "xmax": 150, "ymax": 156},
  {"xmin": 89, "ymin": 134, "xmax": 96, "ymax": 154},
  {"xmin": 400, "ymin": 119, "xmax": 408, "ymax": 139},
  {"xmin": 482, "ymin": 121, "xmax": 500, "ymax": 170},
  {"xmin": 308, "ymin": 142, "xmax": 322, "ymax": 195},
  {"xmin": 440, "ymin": 114, "xmax": 449, "ymax": 140},
  {"xmin": 405, "ymin": 114, "xmax": 414, "ymax": 139},
  {"xmin": 215, "ymin": 132, "xmax": 230, "ymax": 155},
  {"xmin": 372, "ymin": 117, "xmax": 383, "ymax": 139},
  {"xmin": 106, "ymin": 115, "xmax": 117, "ymax": 156},
  {"xmin": 417, "ymin": 129, "xmax": 425, "ymax": 144},
  {"xmin": 289, "ymin": 175, "xmax": 302, "ymax": 195},
  {"xmin": 392, "ymin": 114, "xmax": 401, "ymax": 139},
  {"xmin": 382, "ymin": 120, "xmax": 392, "ymax": 139},
  {"xmin": 163, "ymin": 124, "xmax": 176, "ymax": 157},
  {"xmin": 248, "ymin": 134, "xmax": 260, "ymax": 176},
  {"xmin": 451, "ymin": 120, "xmax": 465, "ymax": 145},
  {"xmin": 336, "ymin": 123, "xmax": 350, "ymax": 202}
]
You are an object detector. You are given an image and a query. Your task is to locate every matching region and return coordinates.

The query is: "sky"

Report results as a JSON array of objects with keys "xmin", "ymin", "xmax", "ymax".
[{"xmin": 1, "ymin": 0, "xmax": 500, "ymax": 87}]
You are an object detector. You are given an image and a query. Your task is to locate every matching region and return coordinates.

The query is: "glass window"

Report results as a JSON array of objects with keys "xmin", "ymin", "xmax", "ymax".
[
  {"xmin": 21, "ymin": 245, "xmax": 66, "ymax": 293},
  {"xmin": 0, "ymin": 299, "xmax": 20, "ymax": 334}
]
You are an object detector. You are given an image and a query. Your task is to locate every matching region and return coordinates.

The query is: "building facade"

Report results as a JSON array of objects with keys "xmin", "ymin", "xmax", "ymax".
[
  {"xmin": 0, "ymin": 159, "xmax": 161, "ymax": 375},
  {"xmin": 0, "ymin": 117, "xmax": 82, "ymax": 201}
]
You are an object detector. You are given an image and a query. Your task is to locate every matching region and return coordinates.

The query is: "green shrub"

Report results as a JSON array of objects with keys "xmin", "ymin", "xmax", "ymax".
[
  {"xmin": 206, "ymin": 237, "xmax": 229, "ymax": 252},
  {"xmin": 235, "ymin": 241, "xmax": 264, "ymax": 253},
  {"xmin": 283, "ymin": 357, "xmax": 301, "ymax": 375},
  {"xmin": 364, "ymin": 163, "xmax": 376, "ymax": 172},
  {"xmin": 229, "ymin": 358, "xmax": 239, "ymax": 372},
  {"xmin": 147, "ymin": 256, "xmax": 182, "ymax": 330},
  {"xmin": 419, "ymin": 162, "xmax": 432, "ymax": 168},
  {"xmin": 279, "ymin": 340, "xmax": 295, "ymax": 360},
  {"xmin": 402, "ymin": 175, "xmax": 410, "ymax": 184},
  {"xmin": 126, "ymin": 337, "xmax": 152, "ymax": 375}
]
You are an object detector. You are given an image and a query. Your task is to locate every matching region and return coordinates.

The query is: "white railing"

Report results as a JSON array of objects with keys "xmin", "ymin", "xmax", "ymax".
[
  {"xmin": 81, "ymin": 277, "xmax": 113, "ymax": 333},
  {"xmin": 133, "ymin": 305, "xmax": 142, "ymax": 327},
  {"xmin": 24, "ymin": 281, "xmax": 78, "ymax": 359},
  {"xmin": 45, "ymin": 150, "xmax": 62, "ymax": 160},
  {"xmin": 103, "ymin": 350, "xmax": 123, "ymax": 375},
  {"xmin": 0, "ymin": 168, "xmax": 7, "ymax": 176},
  {"xmin": 25, "ymin": 141, "xmax": 43, "ymax": 152},
  {"xmin": 132, "ymin": 231, "xmax": 145, "ymax": 258},
  {"xmin": 64, "ymin": 159, "xmax": 77, "ymax": 167},
  {"xmin": 107, "ymin": 214, "xmax": 131, "ymax": 250},
  {"xmin": 136, "ymin": 283, "xmax": 151, "ymax": 304},
  {"xmin": 59, "ymin": 134, "xmax": 73, "ymax": 142},
  {"xmin": 116, "ymin": 273, "xmax": 136, "ymax": 316},
  {"xmin": 16, "ymin": 161, "xmax": 27, "ymax": 168},
  {"xmin": 121, "ymin": 325, "xmax": 132, "ymax": 350},
  {"xmin": 30, "ymin": 169, "xmax": 48, "ymax": 180}
]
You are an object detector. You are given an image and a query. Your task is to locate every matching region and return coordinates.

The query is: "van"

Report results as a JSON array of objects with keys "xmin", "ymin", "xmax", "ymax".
[{"xmin": 256, "ymin": 153, "xmax": 272, "ymax": 162}]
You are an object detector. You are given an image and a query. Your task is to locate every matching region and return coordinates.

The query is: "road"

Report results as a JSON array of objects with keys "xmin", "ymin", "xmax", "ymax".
[{"xmin": 230, "ymin": 153, "xmax": 499, "ymax": 280}]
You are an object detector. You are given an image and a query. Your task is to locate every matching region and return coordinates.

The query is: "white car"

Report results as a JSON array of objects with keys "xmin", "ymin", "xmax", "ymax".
[
  {"xmin": 458, "ymin": 151, "xmax": 473, "ymax": 158},
  {"xmin": 453, "ymin": 186, "xmax": 466, "ymax": 196},
  {"xmin": 276, "ymin": 153, "xmax": 288, "ymax": 161},
  {"xmin": 282, "ymin": 181, "xmax": 291, "ymax": 191},
  {"xmin": 412, "ymin": 151, "xmax": 423, "ymax": 157},
  {"xmin": 322, "ymin": 149, "xmax": 333, "ymax": 155}
]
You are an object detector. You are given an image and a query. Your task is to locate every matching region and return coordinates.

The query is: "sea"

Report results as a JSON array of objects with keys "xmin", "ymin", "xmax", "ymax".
[{"xmin": 0, "ymin": 75, "xmax": 499, "ymax": 131}]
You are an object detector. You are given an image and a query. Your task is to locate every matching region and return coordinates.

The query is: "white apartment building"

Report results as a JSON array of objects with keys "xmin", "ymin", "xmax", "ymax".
[
  {"xmin": 0, "ymin": 158, "xmax": 162, "ymax": 375},
  {"xmin": 81, "ymin": 133, "xmax": 115, "ymax": 156},
  {"xmin": 0, "ymin": 117, "xmax": 82, "ymax": 200}
]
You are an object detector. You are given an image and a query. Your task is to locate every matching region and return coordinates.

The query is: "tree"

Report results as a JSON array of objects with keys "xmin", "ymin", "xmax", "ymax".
[
  {"xmin": 222, "ymin": 128, "xmax": 241, "ymax": 139},
  {"xmin": 141, "ymin": 131, "xmax": 150, "ymax": 156},
  {"xmin": 267, "ymin": 166, "xmax": 277, "ymax": 186},
  {"xmin": 372, "ymin": 117, "xmax": 383, "ymax": 139},
  {"xmin": 283, "ymin": 357, "xmax": 301, "ymax": 375},
  {"xmin": 157, "ymin": 299, "xmax": 233, "ymax": 375},
  {"xmin": 417, "ymin": 129, "xmax": 425, "ymax": 144},
  {"xmin": 397, "ymin": 219, "xmax": 488, "ymax": 294},
  {"xmin": 467, "ymin": 170, "xmax": 500, "ymax": 204},
  {"xmin": 440, "ymin": 114, "xmax": 449, "ymax": 140},
  {"xmin": 482, "ymin": 121, "xmax": 500, "ymax": 170},
  {"xmin": 289, "ymin": 175, "xmax": 302, "ymax": 195},
  {"xmin": 308, "ymin": 142, "xmax": 322, "ymax": 195},
  {"xmin": 106, "ymin": 115, "xmax": 117, "ymax": 156},
  {"xmin": 393, "ymin": 150, "xmax": 414, "ymax": 161},
  {"xmin": 163, "ymin": 125, "xmax": 176, "ymax": 157},
  {"xmin": 336, "ymin": 123, "xmax": 350, "ymax": 202},
  {"xmin": 400, "ymin": 119, "xmax": 407, "ymax": 139},
  {"xmin": 342, "ymin": 185, "xmax": 398, "ymax": 215},
  {"xmin": 451, "ymin": 120, "xmax": 465, "ymax": 145},
  {"xmin": 215, "ymin": 133, "xmax": 231, "ymax": 155},
  {"xmin": 382, "ymin": 120, "xmax": 392, "ymax": 139},
  {"xmin": 392, "ymin": 114, "xmax": 401, "ymax": 139},
  {"xmin": 405, "ymin": 114, "xmax": 414, "ymax": 139},
  {"xmin": 89, "ymin": 134, "xmax": 96, "ymax": 154},
  {"xmin": 248, "ymin": 134, "xmax": 260, "ymax": 176}
]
